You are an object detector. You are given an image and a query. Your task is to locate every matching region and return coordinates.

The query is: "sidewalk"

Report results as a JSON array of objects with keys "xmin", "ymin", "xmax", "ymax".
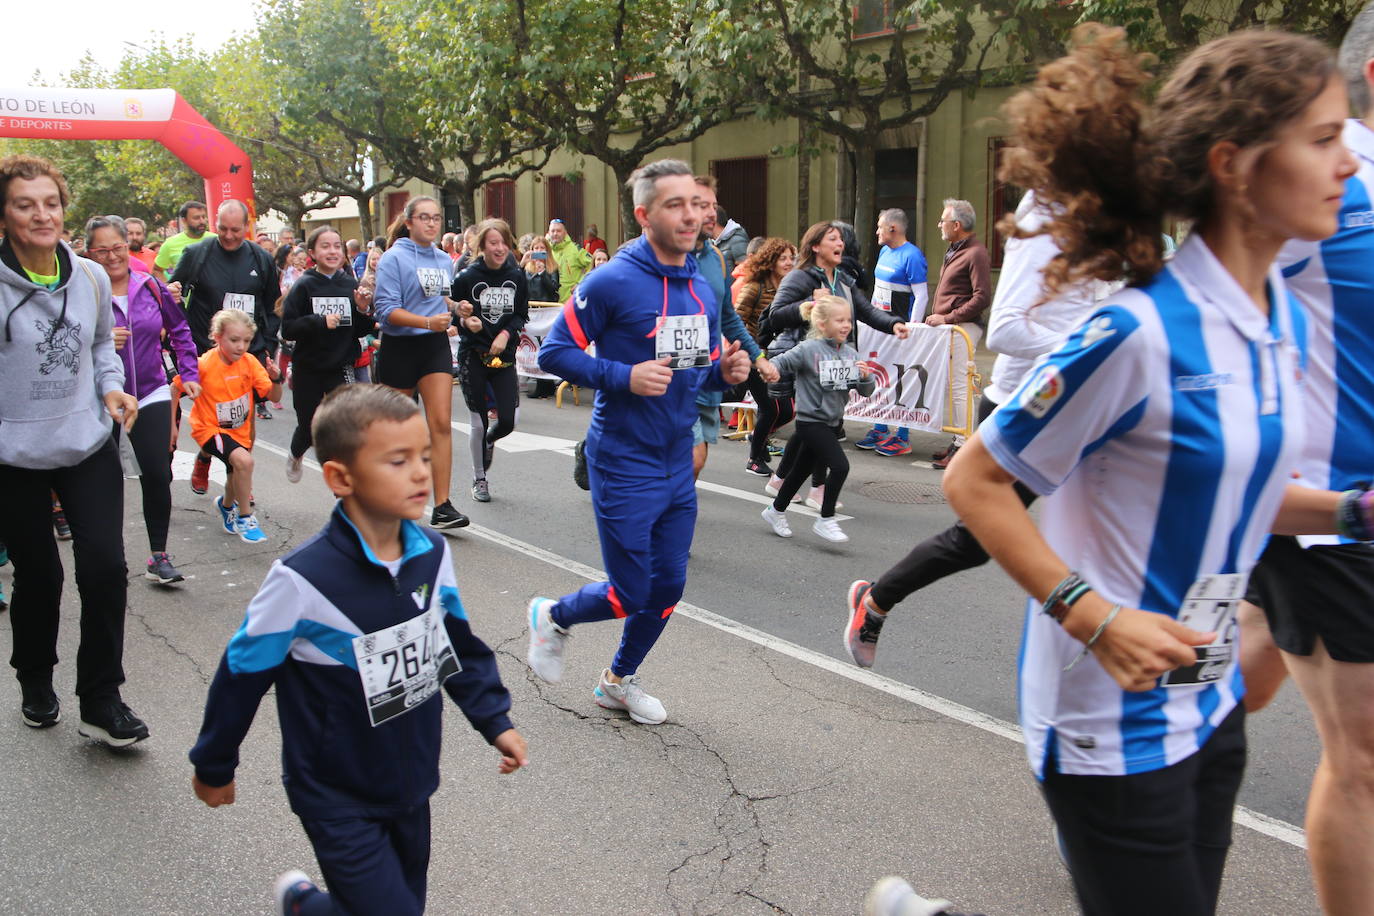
[{"xmin": 0, "ymin": 477, "xmax": 1317, "ymax": 914}]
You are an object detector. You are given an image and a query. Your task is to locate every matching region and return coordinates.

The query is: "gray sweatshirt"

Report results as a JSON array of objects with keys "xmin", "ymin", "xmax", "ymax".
[
  {"xmin": 0, "ymin": 242, "xmax": 123, "ymax": 469},
  {"xmin": 768, "ymin": 336, "xmax": 874, "ymax": 425}
]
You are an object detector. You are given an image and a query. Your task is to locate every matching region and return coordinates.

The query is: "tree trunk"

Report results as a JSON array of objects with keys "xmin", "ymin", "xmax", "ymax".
[
  {"xmin": 852, "ymin": 140, "xmax": 879, "ymax": 274},
  {"xmin": 354, "ymin": 193, "xmax": 374, "ymax": 242},
  {"xmin": 615, "ymin": 163, "xmax": 639, "ymax": 245},
  {"xmin": 449, "ymin": 181, "xmax": 477, "ymax": 230}
]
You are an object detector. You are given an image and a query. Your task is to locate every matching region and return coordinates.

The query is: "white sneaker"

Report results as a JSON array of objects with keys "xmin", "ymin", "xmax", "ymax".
[
  {"xmin": 274, "ymin": 870, "xmax": 319, "ymax": 916},
  {"xmin": 527, "ymin": 597, "xmax": 568, "ymax": 683},
  {"xmin": 813, "ymin": 516, "xmax": 849, "ymax": 543},
  {"xmin": 764, "ymin": 474, "xmax": 784, "ymax": 497},
  {"xmin": 594, "ymin": 669, "xmax": 667, "ymax": 724},
  {"xmin": 761, "ymin": 505, "xmax": 792, "ymax": 538},
  {"xmin": 862, "ymin": 876, "xmax": 955, "ymax": 916},
  {"xmin": 285, "ymin": 453, "xmax": 303, "ymax": 483},
  {"xmin": 804, "ymin": 485, "xmax": 843, "ymax": 511}
]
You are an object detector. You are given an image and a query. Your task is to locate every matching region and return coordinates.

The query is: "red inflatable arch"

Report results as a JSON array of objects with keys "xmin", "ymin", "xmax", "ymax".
[{"xmin": 0, "ymin": 86, "xmax": 255, "ymax": 227}]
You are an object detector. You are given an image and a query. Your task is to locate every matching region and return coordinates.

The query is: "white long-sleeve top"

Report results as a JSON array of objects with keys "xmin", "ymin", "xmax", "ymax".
[{"xmin": 985, "ymin": 192, "xmax": 1106, "ymax": 404}]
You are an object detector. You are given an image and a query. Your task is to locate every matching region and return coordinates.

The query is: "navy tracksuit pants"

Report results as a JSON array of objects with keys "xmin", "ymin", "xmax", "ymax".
[
  {"xmin": 550, "ymin": 463, "xmax": 697, "ymax": 677},
  {"xmin": 294, "ymin": 803, "xmax": 431, "ymax": 915}
]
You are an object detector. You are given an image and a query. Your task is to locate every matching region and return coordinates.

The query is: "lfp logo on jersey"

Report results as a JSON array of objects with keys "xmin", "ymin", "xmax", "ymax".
[{"xmin": 1021, "ymin": 364, "xmax": 1064, "ymax": 419}]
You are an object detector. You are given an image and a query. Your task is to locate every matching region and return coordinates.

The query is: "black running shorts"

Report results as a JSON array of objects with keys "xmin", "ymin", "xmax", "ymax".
[
  {"xmin": 376, "ymin": 331, "xmax": 454, "ymax": 390},
  {"xmin": 1246, "ymin": 534, "xmax": 1374, "ymax": 662}
]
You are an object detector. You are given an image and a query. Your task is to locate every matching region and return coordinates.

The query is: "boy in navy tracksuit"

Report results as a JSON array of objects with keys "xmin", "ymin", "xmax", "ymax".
[
  {"xmin": 189, "ymin": 385, "xmax": 527, "ymax": 915},
  {"xmin": 527, "ymin": 160, "xmax": 751, "ymax": 725}
]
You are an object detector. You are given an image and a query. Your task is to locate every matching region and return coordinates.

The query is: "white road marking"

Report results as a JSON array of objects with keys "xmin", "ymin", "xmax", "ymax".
[
  {"xmin": 250, "ymin": 438, "xmax": 1305, "ymax": 849},
  {"xmin": 448, "ymin": 422, "xmax": 852, "ymax": 520},
  {"xmin": 171, "ymin": 450, "xmax": 227, "ymax": 487}
]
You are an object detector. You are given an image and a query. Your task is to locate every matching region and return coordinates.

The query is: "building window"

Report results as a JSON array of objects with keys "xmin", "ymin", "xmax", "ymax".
[
  {"xmin": 385, "ymin": 191, "xmax": 410, "ymax": 228},
  {"xmin": 486, "ymin": 180, "xmax": 515, "ymax": 231},
  {"xmin": 853, "ymin": 1, "xmax": 911, "ymax": 37},
  {"xmin": 546, "ymin": 175, "xmax": 584, "ymax": 244},
  {"xmin": 986, "ymin": 138, "xmax": 1023, "ymax": 269},
  {"xmin": 712, "ymin": 156, "xmax": 768, "ymax": 240}
]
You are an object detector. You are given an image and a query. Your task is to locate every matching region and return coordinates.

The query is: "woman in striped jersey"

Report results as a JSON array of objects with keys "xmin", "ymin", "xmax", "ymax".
[{"xmin": 873, "ymin": 26, "xmax": 1363, "ymax": 916}]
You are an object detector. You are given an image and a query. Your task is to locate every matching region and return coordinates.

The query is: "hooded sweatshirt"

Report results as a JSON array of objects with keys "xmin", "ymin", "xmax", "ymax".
[
  {"xmin": 538, "ymin": 234, "xmax": 732, "ymax": 477},
  {"xmin": 0, "ymin": 239, "xmax": 124, "ymax": 469},
  {"xmin": 372, "ymin": 237, "xmax": 455, "ymax": 337},
  {"xmin": 768, "ymin": 336, "xmax": 876, "ymax": 425},
  {"xmin": 113, "ymin": 268, "xmax": 200, "ymax": 403},
  {"xmin": 280, "ymin": 268, "xmax": 377, "ymax": 374},
  {"xmin": 452, "ymin": 256, "xmax": 529, "ymax": 361}
]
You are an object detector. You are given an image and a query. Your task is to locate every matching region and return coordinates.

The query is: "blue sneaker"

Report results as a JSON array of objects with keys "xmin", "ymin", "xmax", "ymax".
[
  {"xmin": 274, "ymin": 870, "xmax": 320, "ymax": 915},
  {"xmin": 215, "ymin": 496, "xmax": 237, "ymax": 534},
  {"xmin": 875, "ymin": 436, "xmax": 913, "ymax": 457},
  {"xmin": 236, "ymin": 513, "xmax": 267, "ymax": 544},
  {"xmin": 855, "ymin": 429, "xmax": 886, "ymax": 450}
]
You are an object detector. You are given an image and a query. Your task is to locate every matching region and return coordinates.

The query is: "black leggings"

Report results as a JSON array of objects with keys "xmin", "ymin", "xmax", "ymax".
[
  {"xmin": 0, "ymin": 437, "xmax": 128, "ymax": 699},
  {"xmin": 461, "ymin": 355, "xmax": 519, "ymax": 478},
  {"xmin": 869, "ymin": 396, "xmax": 1035, "ymax": 611},
  {"xmin": 118, "ymin": 400, "xmax": 173, "ymax": 554},
  {"xmin": 775, "ymin": 423, "xmax": 832, "ymax": 489},
  {"xmin": 745, "ymin": 370, "xmax": 790, "ymax": 464},
  {"xmin": 772, "ymin": 421, "xmax": 848, "ymax": 517},
  {"xmin": 290, "ymin": 367, "xmax": 349, "ymax": 459},
  {"xmin": 1042, "ymin": 705, "xmax": 1246, "ymax": 916}
]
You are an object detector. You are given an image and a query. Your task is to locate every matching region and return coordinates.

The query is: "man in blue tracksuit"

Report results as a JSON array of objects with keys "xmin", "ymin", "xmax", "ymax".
[{"xmin": 528, "ymin": 159, "xmax": 751, "ymax": 725}]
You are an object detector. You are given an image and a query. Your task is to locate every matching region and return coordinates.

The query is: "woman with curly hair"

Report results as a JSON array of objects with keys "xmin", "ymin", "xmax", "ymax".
[
  {"xmin": 734, "ymin": 237, "xmax": 796, "ymax": 475},
  {"xmin": 870, "ymin": 24, "xmax": 1362, "ymax": 916}
]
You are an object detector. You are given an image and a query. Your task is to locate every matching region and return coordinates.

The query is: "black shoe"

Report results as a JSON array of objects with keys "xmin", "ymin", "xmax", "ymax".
[
  {"xmin": 430, "ymin": 500, "xmax": 471, "ymax": 530},
  {"xmin": 572, "ymin": 440, "xmax": 590, "ymax": 491},
  {"xmin": 77, "ymin": 698, "xmax": 149, "ymax": 747},
  {"xmin": 484, "ymin": 438, "xmax": 495, "ymax": 471},
  {"xmin": 20, "ymin": 682, "xmax": 60, "ymax": 728},
  {"xmin": 744, "ymin": 459, "xmax": 772, "ymax": 477}
]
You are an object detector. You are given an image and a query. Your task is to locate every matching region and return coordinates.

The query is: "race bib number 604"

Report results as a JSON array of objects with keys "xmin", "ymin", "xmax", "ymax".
[{"xmin": 352, "ymin": 607, "xmax": 460, "ymax": 726}]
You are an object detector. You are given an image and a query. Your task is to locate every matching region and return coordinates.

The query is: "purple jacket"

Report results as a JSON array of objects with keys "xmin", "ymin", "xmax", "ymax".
[{"xmin": 113, "ymin": 269, "xmax": 200, "ymax": 401}]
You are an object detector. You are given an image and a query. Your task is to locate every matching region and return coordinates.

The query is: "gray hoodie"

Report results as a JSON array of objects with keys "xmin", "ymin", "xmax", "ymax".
[
  {"xmin": 0, "ymin": 241, "xmax": 123, "ymax": 469},
  {"xmin": 768, "ymin": 336, "xmax": 875, "ymax": 425}
]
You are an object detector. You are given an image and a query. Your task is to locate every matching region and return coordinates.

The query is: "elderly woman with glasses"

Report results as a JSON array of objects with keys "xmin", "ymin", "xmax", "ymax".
[{"xmin": 86, "ymin": 214, "xmax": 201, "ymax": 585}]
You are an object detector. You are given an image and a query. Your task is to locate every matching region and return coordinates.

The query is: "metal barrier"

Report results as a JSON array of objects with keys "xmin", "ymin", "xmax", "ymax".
[{"xmin": 942, "ymin": 324, "xmax": 983, "ymax": 438}]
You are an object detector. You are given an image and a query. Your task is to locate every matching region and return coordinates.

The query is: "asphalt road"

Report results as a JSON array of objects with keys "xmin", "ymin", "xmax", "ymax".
[{"xmin": 0, "ymin": 381, "xmax": 1322, "ymax": 914}]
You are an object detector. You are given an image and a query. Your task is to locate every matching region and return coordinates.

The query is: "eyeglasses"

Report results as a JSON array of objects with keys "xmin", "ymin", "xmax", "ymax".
[
  {"xmin": 936, "ymin": 219, "xmax": 959, "ymax": 226},
  {"xmin": 411, "ymin": 214, "xmax": 443, "ymax": 224},
  {"xmin": 87, "ymin": 243, "xmax": 128, "ymax": 258}
]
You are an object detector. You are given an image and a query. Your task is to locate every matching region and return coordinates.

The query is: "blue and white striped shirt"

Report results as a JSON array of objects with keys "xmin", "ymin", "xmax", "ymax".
[
  {"xmin": 984, "ymin": 235, "xmax": 1306, "ymax": 778},
  {"xmin": 1279, "ymin": 119, "xmax": 1374, "ymax": 543}
]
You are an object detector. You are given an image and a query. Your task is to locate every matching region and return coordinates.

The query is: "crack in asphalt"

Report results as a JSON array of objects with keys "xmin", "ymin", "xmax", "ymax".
[
  {"xmin": 494, "ymin": 631, "xmax": 830, "ymax": 914},
  {"xmin": 754, "ymin": 650, "xmax": 940, "ymax": 727},
  {"xmin": 125, "ymin": 606, "xmax": 213, "ymax": 685}
]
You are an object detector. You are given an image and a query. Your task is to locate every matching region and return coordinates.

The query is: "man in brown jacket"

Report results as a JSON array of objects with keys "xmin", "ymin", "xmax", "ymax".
[{"xmin": 926, "ymin": 198, "xmax": 990, "ymax": 468}]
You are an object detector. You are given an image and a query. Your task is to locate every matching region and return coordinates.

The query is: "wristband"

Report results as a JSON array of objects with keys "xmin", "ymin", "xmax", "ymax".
[
  {"xmin": 1064, "ymin": 604, "xmax": 1122, "ymax": 672},
  {"xmin": 1336, "ymin": 486, "xmax": 1374, "ymax": 541},
  {"xmin": 754, "ymin": 353, "xmax": 768, "ymax": 364},
  {"xmin": 1041, "ymin": 572, "xmax": 1091, "ymax": 624}
]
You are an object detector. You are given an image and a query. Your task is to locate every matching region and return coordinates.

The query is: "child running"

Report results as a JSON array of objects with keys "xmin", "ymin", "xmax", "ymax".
[
  {"xmin": 279, "ymin": 226, "xmax": 377, "ymax": 483},
  {"xmin": 451, "ymin": 218, "xmax": 528, "ymax": 503},
  {"xmin": 189, "ymin": 384, "xmax": 527, "ymax": 915},
  {"xmin": 760, "ymin": 294, "xmax": 873, "ymax": 543},
  {"xmin": 180, "ymin": 308, "xmax": 282, "ymax": 544}
]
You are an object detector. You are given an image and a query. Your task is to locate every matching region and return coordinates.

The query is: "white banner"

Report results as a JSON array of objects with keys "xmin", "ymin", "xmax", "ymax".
[
  {"xmin": 516, "ymin": 306, "xmax": 563, "ymax": 380},
  {"xmin": 0, "ymin": 87, "xmax": 177, "ymax": 124},
  {"xmin": 844, "ymin": 324, "xmax": 960, "ymax": 434}
]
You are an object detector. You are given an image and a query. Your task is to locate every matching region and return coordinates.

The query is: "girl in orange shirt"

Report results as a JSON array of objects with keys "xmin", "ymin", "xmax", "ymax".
[{"xmin": 181, "ymin": 308, "xmax": 282, "ymax": 543}]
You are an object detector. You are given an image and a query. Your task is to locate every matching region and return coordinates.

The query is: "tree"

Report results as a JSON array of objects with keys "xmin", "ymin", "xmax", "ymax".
[
  {"xmin": 690, "ymin": 0, "xmax": 1042, "ymax": 264},
  {"xmin": 261, "ymin": 0, "xmax": 554, "ymax": 230},
  {"xmin": 469, "ymin": 0, "xmax": 742, "ymax": 241}
]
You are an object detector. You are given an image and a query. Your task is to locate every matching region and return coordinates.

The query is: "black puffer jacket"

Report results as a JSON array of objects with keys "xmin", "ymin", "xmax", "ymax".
[{"xmin": 761, "ymin": 265, "xmax": 901, "ymax": 399}]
